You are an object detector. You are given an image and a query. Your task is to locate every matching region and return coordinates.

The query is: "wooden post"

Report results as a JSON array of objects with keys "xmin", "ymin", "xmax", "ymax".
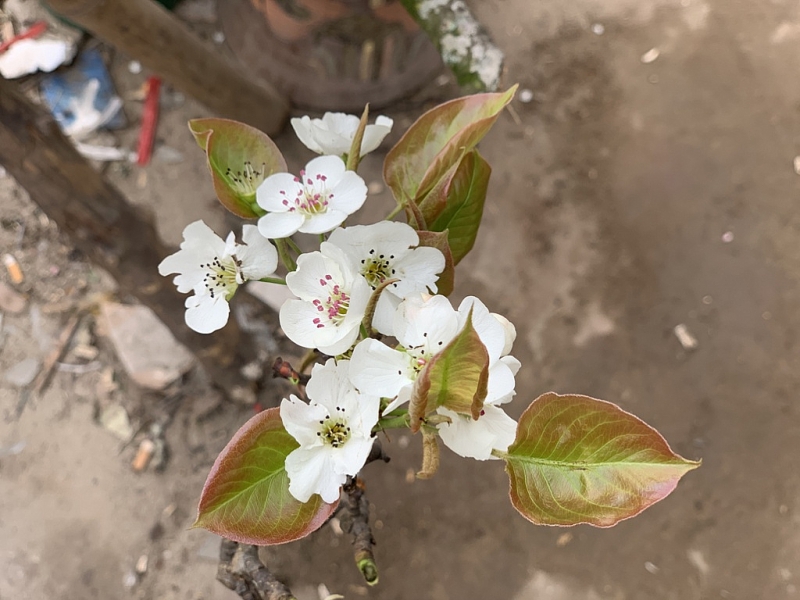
[
  {"xmin": 0, "ymin": 78, "xmax": 255, "ymax": 394},
  {"xmin": 44, "ymin": 0, "xmax": 289, "ymax": 135}
]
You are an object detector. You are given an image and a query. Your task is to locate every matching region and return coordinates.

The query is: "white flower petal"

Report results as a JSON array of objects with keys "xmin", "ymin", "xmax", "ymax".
[
  {"xmin": 322, "ymin": 112, "xmax": 361, "ymax": 137},
  {"xmin": 501, "ymin": 355, "xmax": 521, "ymax": 376},
  {"xmin": 332, "ymin": 436, "xmax": 374, "ymax": 476},
  {"xmin": 286, "ymin": 251, "xmax": 341, "ymax": 300},
  {"xmin": 279, "ymin": 299, "xmax": 340, "ymax": 349},
  {"xmin": 285, "ymin": 446, "xmax": 345, "ymax": 503},
  {"xmin": 486, "ymin": 359, "xmax": 516, "ymax": 405},
  {"xmin": 158, "ymin": 220, "xmax": 225, "ymax": 292},
  {"xmin": 256, "ymin": 173, "xmax": 304, "ymax": 212},
  {"xmin": 305, "ymin": 154, "xmax": 346, "ymax": 183},
  {"xmin": 492, "ymin": 313, "xmax": 517, "ymax": 356},
  {"xmin": 257, "ymin": 211, "xmax": 305, "ymax": 240},
  {"xmin": 359, "ymin": 116, "xmax": 393, "ymax": 156},
  {"xmin": 394, "ymin": 294, "xmax": 459, "ymax": 351},
  {"xmin": 327, "ymin": 221, "xmax": 418, "ymax": 262},
  {"xmin": 328, "ymin": 171, "xmax": 367, "ymax": 214},
  {"xmin": 437, "ymin": 405, "xmax": 517, "ymax": 461},
  {"xmin": 317, "ymin": 324, "xmax": 360, "ymax": 356},
  {"xmin": 458, "ymin": 297, "xmax": 505, "ymax": 363},
  {"xmin": 290, "ymin": 116, "xmax": 324, "ymax": 154},
  {"xmin": 184, "ymin": 293, "xmax": 230, "ymax": 334},
  {"xmin": 299, "ymin": 209, "xmax": 348, "ymax": 234},
  {"xmin": 382, "ymin": 384, "xmax": 412, "ymax": 415},
  {"xmin": 305, "ymin": 359, "xmax": 349, "ymax": 412},
  {"xmin": 390, "ymin": 246, "xmax": 445, "ymax": 298},
  {"xmin": 280, "ymin": 395, "xmax": 327, "ymax": 447},
  {"xmin": 237, "ymin": 225, "xmax": 278, "ymax": 280},
  {"xmin": 349, "ymin": 339, "xmax": 413, "ymax": 398},
  {"xmin": 371, "ymin": 293, "xmax": 401, "ymax": 337}
]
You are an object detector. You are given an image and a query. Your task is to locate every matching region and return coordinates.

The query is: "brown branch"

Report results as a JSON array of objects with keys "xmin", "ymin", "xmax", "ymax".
[
  {"xmin": 340, "ymin": 476, "xmax": 379, "ymax": 586},
  {"xmin": 217, "ymin": 539, "xmax": 296, "ymax": 600},
  {"xmin": 271, "ymin": 357, "xmax": 310, "ymax": 386}
]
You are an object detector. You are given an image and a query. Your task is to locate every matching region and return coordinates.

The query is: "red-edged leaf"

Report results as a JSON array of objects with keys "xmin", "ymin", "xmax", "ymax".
[
  {"xmin": 383, "ymin": 86, "xmax": 516, "ymax": 206},
  {"xmin": 195, "ymin": 408, "xmax": 338, "ymax": 545},
  {"xmin": 426, "ymin": 150, "xmax": 491, "ymax": 264},
  {"xmin": 416, "ymin": 230, "xmax": 455, "ymax": 296},
  {"xmin": 188, "ymin": 118, "xmax": 287, "ymax": 219},
  {"xmin": 505, "ymin": 393, "xmax": 700, "ymax": 528},
  {"xmin": 409, "ymin": 308, "xmax": 489, "ymax": 431}
]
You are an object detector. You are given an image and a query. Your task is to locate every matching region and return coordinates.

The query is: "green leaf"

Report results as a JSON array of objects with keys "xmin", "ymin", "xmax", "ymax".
[
  {"xmin": 195, "ymin": 407, "xmax": 338, "ymax": 545},
  {"xmin": 505, "ymin": 393, "xmax": 700, "ymax": 528},
  {"xmin": 426, "ymin": 150, "xmax": 491, "ymax": 264},
  {"xmin": 409, "ymin": 307, "xmax": 489, "ymax": 432},
  {"xmin": 383, "ymin": 85, "xmax": 516, "ymax": 207},
  {"xmin": 188, "ymin": 118, "xmax": 287, "ymax": 219},
  {"xmin": 416, "ymin": 230, "xmax": 455, "ymax": 296}
]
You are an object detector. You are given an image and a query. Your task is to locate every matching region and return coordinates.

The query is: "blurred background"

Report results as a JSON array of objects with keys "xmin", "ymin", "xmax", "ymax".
[{"xmin": 1, "ymin": 0, "xmax": 799, "ymax": 598}]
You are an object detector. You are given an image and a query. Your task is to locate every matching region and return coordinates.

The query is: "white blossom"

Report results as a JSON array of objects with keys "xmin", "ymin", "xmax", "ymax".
[
  {"xmin": 280, "ymin": 359, "xmax": 379, "ymax": 503},
  {"xmin": 158, "ymin": 220, "xmax": 278, "ymax": 334},
  {"xmin": 327, "ymin": 221, "xmax": 445, "ymax": 334},
  {"xmin": 291, "ymin": 112, "xmax": 394, "ymax": 157},
  {"xmin": 280, "ymin": 243, "xmax": 371, "ymax": 356},
  {"xmin": 256, "ymin": 155, "xmax": 367, "ymax": 239},
  {"xmin": 350, "ymin": 294, "xmax": 460, "ymax": 414}
]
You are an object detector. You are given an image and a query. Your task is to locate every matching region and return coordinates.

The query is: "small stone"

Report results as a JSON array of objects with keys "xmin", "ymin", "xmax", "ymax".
[
  {"xmin": 153, "ymin": 145, "xmax": 185, "ymax": 164},
  {"xmin": 100, "ymin": 302, "xmax": 194, "ymax": 390},
  {"xmin": 702, "ymin": 295, "xmax": 713, "ymax": 305},
  {"xmin": 131, "ymin": 439, "xmax": 155, "ymax": 472},
  {"xmin": 367, "ymin": 181, "xmax": 385, "ymax": 195},
  {"xmin": 240, "ymin": 361, "xmax": 263, "ymax": 381},
  {"xmin": 721, "ymin": 231, "xmax": 734, "ymax": 243},
  {"xmin": 135, "ymin": 554, "xmax": 148, "ymax": 575},
  {"xmin": 99, "ymin": 404, "xmax": 133, "ymax": 441},
  {"xmin": 591, "ymin": 23, "xmax": 605, "ymax": 35},
  {"xmin": 674, "ymin": 323, "xmax": 699, "ymax": 350},
  {"xmin": 794, "ymin": 156, "xmax": 800, "ymax": 175},
  {"xmin": 212, "ymin": 31, "xmax": 225, "ymax": 44},
  {"xmin": 0, "ymin": 281, "xmax": 26, "ymax": 313},
  {"xmin": 556, "ymin": 532, "xmax": 573, "ymax": 547},
  {"xmin": 519, "ymin": 88, "xmax": 534, "ymax": 103},
  {"xmin": 644, "ymin": 561, "xmax": 659, "ymax": 574},
  {"xmin": 4, "ymin": 358, "xmax": 41, "ymax": 388},
  {"xmin": 128, "ymin": 60, "xmax": 142, "ymax": 74},
  {"xmin": 122, "ymin": 570, "xmax": 138, "ymax": 588},
  {"xmin": 329, "ymin": 517, "xmax": 343, "ymax": 535},
  {"xmin": 405, "ymin": 468, "xmax": 415, "ymax": 483},
  {"xmin": 641, "ymin": 47, "xmax": 660, "ymax": 64}
]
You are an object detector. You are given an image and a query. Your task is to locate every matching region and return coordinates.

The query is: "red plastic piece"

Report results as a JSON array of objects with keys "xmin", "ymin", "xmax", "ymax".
[{"xmin": 137, "ymin": 76, "xmax": 161, "ymax": 166}]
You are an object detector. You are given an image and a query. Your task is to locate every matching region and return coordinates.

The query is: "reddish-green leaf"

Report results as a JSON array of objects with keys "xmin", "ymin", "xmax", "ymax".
[
  {"xmin": 195, "ymin": 408, "xmax": 338, "ymax": 545},
  {"xmin": 383, "ymin": 86, "xmax": 516, "ymax": 206},
  {"xmin": 505, "ymin": 393, "xmax": 700, "ymax": 527},
  {"xmin": 426, "ymin": 150, "xmax": 491, "ymax": 264},
  {"xmin": 409, "ymin": 308, "xmax": 489, "ymax": 432},
  {"xmin": 416, "ymin": 230, "xmax": 455, "ymax": 296},
  {"xmin": 188, "ymin": 118, "xmax": 287, "ymax": 219}
]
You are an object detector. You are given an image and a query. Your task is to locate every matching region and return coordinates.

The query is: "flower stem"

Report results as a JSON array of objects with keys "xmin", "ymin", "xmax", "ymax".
[
  {"xmin": 275, "ymin": 239, "xmax": 296, "ymax": 272},
  {"xmin": 258, "ymin": 276, "xmax": 286, "ymax": 285},
  {"xmin": 384, "ymin": 203, "xmax": 404, "ymax": 221},
  {"xmin": 490, "ymin": 449, "xmax": 509, "ymax": 460},
  {"xmin": 375, "ymin": 412, "xmax": 409, "ymax": 432},
  {"xmin": 285, "ymin": 236, "xmax": 302, "ymax": 256}
]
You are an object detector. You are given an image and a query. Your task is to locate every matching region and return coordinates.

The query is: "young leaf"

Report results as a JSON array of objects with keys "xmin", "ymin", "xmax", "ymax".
[
  {"xmin": 426, "ymin": 150, "xmax": 491, "ymax": 264},
  {"xmin": 504, "ymin": 393, "xmax": 700, "ymax": 528},
  {"xmin": 409, "ymin": 308, "xmax": 490, "ymax": 431},
  {"xmin": 188, "ymin": 118, "xmax": 287, "ymax": 219},
  {"xmin": 416, "ymin": 230, "xmax": 455, "ymax": 296},
  {"xmin": 383, "ymin": 85, "xmax": 516, "ymax": 206},
  {"xmin": 195, "ymin": 407, "xmax": 338, "ymax": 545}
]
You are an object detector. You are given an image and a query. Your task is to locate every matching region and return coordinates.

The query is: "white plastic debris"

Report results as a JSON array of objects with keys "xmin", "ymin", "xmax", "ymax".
[
  {"xmin": 0, "ymin": 38, "xmax": 70, "ymax": 78},
  {"xmin": 640, "ymin": 47, "xmax": 661, "ymax": 64},
  {"xmin": 63, "ymin": 79, "xmax": 124, "ymax": 140},
  {"xmin": 128, "ymin": 60, "xmax": 142, "ymax": 74},
  {"xmin": 674, "ymin": 324, "xmax": 699, "ymax": 350}
]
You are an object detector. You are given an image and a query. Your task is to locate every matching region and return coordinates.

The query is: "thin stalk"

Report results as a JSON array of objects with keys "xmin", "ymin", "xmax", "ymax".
[
  {"xmin": 258, "ymin": 276, "xmax": 287, "ymax": 285},
  {"xmin": 275, "ymin": 238, "xmax": 296, "ymax": 272}
]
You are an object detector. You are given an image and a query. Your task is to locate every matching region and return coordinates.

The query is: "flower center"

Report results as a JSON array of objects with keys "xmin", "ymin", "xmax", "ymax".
[
  {"xmin": 398, "ymin": 332, "xmax": 446, "ymax": 376},
  {"xmin": 311, "ymin": 274, "xmax": 351, "ymax": 328},
  {"xmin": 280, "ymin": 170, "xmax": 335, "ymax": 217},
  {"xmin": 226, "ymin": 161, "xmax": 265, "ymax": 197},
  {"xmin": 201, "ymin": 255, "xmax": 242, "ymax": 300},
  {"xmin": 360, "ymin": 249, "xmax": 396, "ymax": 289},
  {"xmin": 317, "ymin": 407, "xmax": 351, "ymax": 448}
]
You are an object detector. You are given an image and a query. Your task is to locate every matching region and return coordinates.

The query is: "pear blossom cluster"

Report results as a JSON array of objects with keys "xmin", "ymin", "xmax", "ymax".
[{"xmin": 160, "ymin": 110, "xmax": 520, "ymax": 504}]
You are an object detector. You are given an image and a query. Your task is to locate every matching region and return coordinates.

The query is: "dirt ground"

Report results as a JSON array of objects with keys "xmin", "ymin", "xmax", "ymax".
[{"xmin": 2, "ymin": 0, "xmax": 800, "ymax": 598}]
